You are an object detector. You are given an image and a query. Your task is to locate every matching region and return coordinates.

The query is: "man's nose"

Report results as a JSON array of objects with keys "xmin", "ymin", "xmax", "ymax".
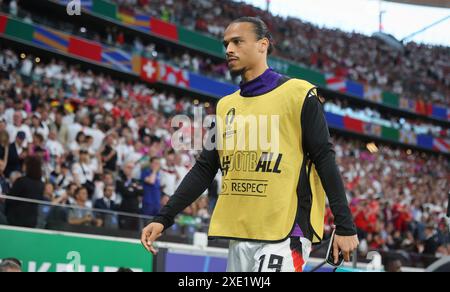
[{"xmin": 226, "ymin": 44, "xmax": 235, "ymax": 56}]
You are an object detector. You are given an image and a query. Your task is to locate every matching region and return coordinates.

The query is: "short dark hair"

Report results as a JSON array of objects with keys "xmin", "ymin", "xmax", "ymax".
[
  {"xmin": 0, "ymin": 258, "xmax": 22, "ymax": 272},
  {"xmin": 2, "ymin": 258, "xmax": 22, "ymax": 268},
  {"xmin": 230, "ymin": 17, "xmax": 274, "ymax": 55},
  {"xmin": 117, "ymin": 267, "xmax": 133, "ymax": 272},
  {"xmin": 25, "ymin": 155, "xmax": 43, "ymax": 180},
  {"xmin": 150, "ymin": 156, "xmax": 160, "ymax": 163},
  {"xmin": 75, "ymin": 187, "xmax": 87, "ymax": 197}
]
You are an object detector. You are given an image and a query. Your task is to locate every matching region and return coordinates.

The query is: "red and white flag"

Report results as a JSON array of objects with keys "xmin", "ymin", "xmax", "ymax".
[
  {"xmin": 326, "ymin": 73, "xmax": 346, "ymax": 92},
  {"xmin": 159, "ymin": 63, "xmax": 190, "ymax": 88},
  {"xmin": 140, "ymin": 58, "xmax": 159, "ymax": 83},
  {"xmin": 433, "ymin": 138, "xmax": 450, "ymax": 153}
]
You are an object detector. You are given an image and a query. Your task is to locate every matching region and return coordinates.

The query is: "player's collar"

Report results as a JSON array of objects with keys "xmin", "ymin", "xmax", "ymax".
[{"xmin": 240, "ymin": 68, "xmax": 283, "ymax": 97}]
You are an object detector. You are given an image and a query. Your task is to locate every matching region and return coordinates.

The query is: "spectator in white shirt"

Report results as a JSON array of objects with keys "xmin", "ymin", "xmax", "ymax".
[
  {"xmin": 20, "ymin": 57, "xmax": 33, "ymax": 78},
  {"xmin": 72, "ymin": 149, "xmax": 102, "ymax": 198},
  {"xmin": 46, "ymin": 129, "xmax": 65, "ymax": 160},
  {"xmin": 116, "ymin": 131, "xmax": 135, "ymax": 167},
  {"xmin": 6, "ymin": 111, "xmax": 33, "ymax": 146},
  {"xmin": 30, "ymin": 113, "xmax": 49, "ymax": 140}
]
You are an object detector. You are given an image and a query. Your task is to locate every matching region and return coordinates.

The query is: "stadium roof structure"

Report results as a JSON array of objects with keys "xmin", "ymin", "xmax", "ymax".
[{"xmin": 384, "ymin": 0, "xmax": 450, "ymax": 8}]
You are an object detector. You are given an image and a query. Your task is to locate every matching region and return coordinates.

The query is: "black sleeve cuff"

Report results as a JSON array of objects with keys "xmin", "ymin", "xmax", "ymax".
[
  {"xmin": 152, "ymin": 215, "xmax": 174, "ymax": 231},
  {"xmin": 336, "ymin": 228, "xmax": 357, "ymax": 236},
  {"xmin": 335, "ymin": 224, "xmax": 357, "ymax": 236}
]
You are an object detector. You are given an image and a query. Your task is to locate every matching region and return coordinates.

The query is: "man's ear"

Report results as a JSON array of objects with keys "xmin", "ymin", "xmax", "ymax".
[{"xmin": 259, "ymin": 38, "xmax": 269, "ymax": 54}]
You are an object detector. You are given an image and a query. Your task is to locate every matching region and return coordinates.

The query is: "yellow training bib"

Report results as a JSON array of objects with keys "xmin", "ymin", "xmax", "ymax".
[{"xmin": 209, "ymin": 79, "xmax": 325, "ymax": 242}]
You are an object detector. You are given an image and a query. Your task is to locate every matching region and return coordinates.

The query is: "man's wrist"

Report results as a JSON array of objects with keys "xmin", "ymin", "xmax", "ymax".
[
  {"xmin": 152, "ymin": 216, "xmax": 173, "ymax": 231},
  {"xmin": 335, "ymin": 227, "xmax": 357, "ymax": 237}
]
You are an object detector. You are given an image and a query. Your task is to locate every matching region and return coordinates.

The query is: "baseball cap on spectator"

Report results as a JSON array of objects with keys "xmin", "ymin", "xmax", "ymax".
[{"xmin": 16, "ymin": 131, "xmax": 26, "ymax": 140}]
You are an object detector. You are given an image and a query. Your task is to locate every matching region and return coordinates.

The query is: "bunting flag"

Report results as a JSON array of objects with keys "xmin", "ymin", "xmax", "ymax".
[
  {"xmin": 417, "ymin": 134, "xmax": 433, "ymax": 150},
  {"xmin": 415, "ymin": 100, "xmax": 432, "ymax": 116},
  {"xmin": 68, "ymin": 36, "xmax": 102, "ymax": 62},
  {"xmin": 431, "ymin": 106, "xmax": 447, "ymax": 120},
  {"xmin": 364, "ymin": 85, "xmax": 382, "ymax": 103},
  {"xmin": 381, "ymin": 126, "xmax": 399, "ymax": 141},
  {"xmin": 118, "ymin": 10, "xmax": 150, "ymax": 32},
  {"xmin": 189, "ymin": 73, "xmax": 238, "ymax": 97},
  {"xmin": 101, "ymin": 46, "xmax": 132, "ymax": 72},
  {"xmin": 399, "ymin": 97, "xmax": 416, "ymax": 112},
  {"xmin": 133, "ymin": 14, "xmax": 151, "ymax": 32},
  {"xmin": 382, "ymin": 91, "xmax": 399, "ymax": 108},
  {"xmin": 132, "ymin": 54, "xmax": 142, "ymax": 75},
  {"xmin": 343, "ymin": 116, "xmax": 364, "ymax": 134},
  {"xmin": 32, "ymin": 26, "xmax": 69, "ymax": 52},
  {"xmin": 425, "ymin": 103, "xmax": 433, "ymax": 116},
  {"xmin": 140, "ymin": 58, "xmax": 159, "ymax": 83},
  {"xmin": 325, "ymin": 112, "xmax": 344, "ymax": 129},
  {"xmin": 0, "ymin": 15, "xmax": 7, "ymax": 34},
  {"xmin": 364, "ymin": 123, "xmax": 381, "ymax": 137},
  {"xmin": 159, "ymin": 63, "xmax": 189, "ymax": 88},
  {"xmin": 117, "ymin": 10, "xmax": 135, "ymax": 26},
  {"xmin": 326, "ymin": 74, "xmax": 346, "ymax": 92},
  {"xmin": 150, "ymin": 18, "xmax": 178, "ymax": 41},
  {"xmin": 400, "ymin": 130, "xmax": 417, "ymax": 145},
  {"xmin": 433, "ymin": 138, "xmax": 450, "ymax": 153},
  {"xmin": 345, "ymin": 80, "xmax": 364, "ymax": 98},
  {"xmin": 4, "ymin": 17, "xmax": 34, "ymax": 41}
]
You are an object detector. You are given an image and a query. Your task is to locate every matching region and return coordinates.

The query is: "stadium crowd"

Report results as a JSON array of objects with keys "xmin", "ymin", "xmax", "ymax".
[
  {"xmin": 112, "ymin": 0, "xmax": 450, "ymax": 108},
  {"xmin": 1, "ymin": 1, "xmax": 448, "ymax": 139},
  {"xmin": 1, "ymin": 0, "xmax": 235, "ymax": 84},
  {"xmin": 329, "ymin": 136, "xmax": 449, "ymax": 261},
  {"xmin": 4, "ymin": 0, "xmax": 449, "ymax": 109}
]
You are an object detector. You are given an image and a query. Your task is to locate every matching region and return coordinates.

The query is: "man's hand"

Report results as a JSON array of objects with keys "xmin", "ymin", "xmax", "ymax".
[
  {"xmin": 141, "ymin": 222, "xmax": 164, "ymax": 255},
  {"xmin": 333, "ymin": 234, "xmax": 359, "ymax": 264}
]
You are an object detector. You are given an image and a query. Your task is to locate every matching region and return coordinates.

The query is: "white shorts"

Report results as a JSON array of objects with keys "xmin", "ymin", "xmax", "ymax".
[{"xmin": 227, "ymin": 237, "xmax": 312, "ymax": 272}]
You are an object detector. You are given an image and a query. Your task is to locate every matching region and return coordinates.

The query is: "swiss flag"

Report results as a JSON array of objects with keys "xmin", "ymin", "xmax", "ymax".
[
  {"xmin": 159, "ymin": 63, "xmax": 190, "ymax": 88},
  {"xmin": 140, "ymin": 58, "xmax": 159, "ymax": 83}
]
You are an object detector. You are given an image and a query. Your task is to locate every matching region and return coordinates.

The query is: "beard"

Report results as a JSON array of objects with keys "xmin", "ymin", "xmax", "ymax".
[{"xmin": 229, "ymin": 66, "xmax": 245, "ymax": 79}]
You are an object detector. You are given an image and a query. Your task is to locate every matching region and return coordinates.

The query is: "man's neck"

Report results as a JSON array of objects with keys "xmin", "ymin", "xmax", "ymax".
[
  {"xmin": 242, "ymin": 64, "xmax": 269, "ymax": 83},
  {"xmin": 239, "ymin": 67, "xmax": 283, "ymax": 97}
]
